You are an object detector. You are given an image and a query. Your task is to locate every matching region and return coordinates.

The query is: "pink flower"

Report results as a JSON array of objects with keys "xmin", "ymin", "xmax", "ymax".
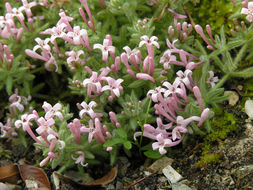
[
  {"xmin": 163, "ymin": 80, "xmax": 182, "ymax": 98},
  {"xmin": 136, "ymin": 73, "xmax": 155, "ymax": 83},
  {"xmin": 39, "ymin": 134, "xmax": 65, "ymax": 167},
  {"xmin": 147, "ymin": 86, "xmax": 166, "ymax": 102},
  {"xmin": 57, "ymin": 10, "xmax": 73, "ymax": 32},
  {"xmin": 160, "ymin": 50, "xmax": 177, "ymax": 70},
  {"xmin": 175, "ymin": 70, "xmax": 193, "ymax": 90},
  {"xmin": 82, "ymin": 72, "xmax": 102, "ymax": 97},
  {"xmin": 80, "ymin": 119, "xmax": 95, "ymax": 142},
  {"xmin": 36, "ymin": 117, "xmax": 58, "ymax": 141},
  {"xmin": 65, "ymin": 50, "xmax": 86, "ymax": 70},
  {"xmin": 241, "ymin": 2, "xmax": 253, "ymax": 22},
  {"xmin": 197, "ymin": 108, "xmax": 210, "ymax": 126},
  {"xmin": 207, "ymin": 71, "xmax": 219, "ymax": 88},
  {"xmin": 171, "ymin": 126, "xmax": 188, "ymax": 141},
  {"xmin": 82, "ymin": 67, "xmax": 111, "ymax": 98},
  {"xmin": 42, "ymin": 101, "xmax": 63, "ymax": 120},
  {"xmin": 139, "ymin": 35, "xmax": 159, "ymax": 57},
  {"xmin": 123, "ymin": 46, "xmax": 141, "ymax": 69},
  {"xmin": 19, "ymin": 0, "xmax": 37, "ymax": 18},
  {"xmin": 15, "ymin": 113, "xmax": 45, "ymax": 145},
  {"xmin": 193, "ymin": 86, "xmax": 204, "ymax": 111},
  {"xmin": 101, "ymin": 77, "xmax": 124, "ymax": 101},
  {"xmin": 25, "ymin": 49, "xmax": 58, "ymax": 72},
  {"xmin": 152, "ymin": 134, "xmax": 172, "ymax": 154},
  {"xmin": 167, "ymin": 8, "xmax": 187, "ymax": 26},
  {"xmin": 79, "ymin": 0, "xmax": 95, "ymax": 31},
  {"xmin": 93, "ymin": 38, "xmax": 115, "ymax": 63},
  {"xmin": 134, "ymin": 124, "xmax": 169, "ymax": 141},
  {"xmin": 9, "ymin": 95, "xmax": 24, "ymax": 115},
  {"xmin": 156, "ymin": 117, "xmax": 172, "ymax": 131},
  {"xmin": 41, "ymin": 23, "xmax": 67, "ymax": 42},
  {"xmin": 33, "ymin": 38, "xmax": 51, "ymax": 52},
  {"xmin": 0, "ymin": 118, "xmax": 17, "ymax": 138},
  {"xmin": 93, "ymin": 118, "xmax": 106, "ymax": 144},
  {"xmin": 109, "ymin": 112, "xmax": 120, "ymax": 128},
  {"xmin": 195, "ymin": 25, "xmax": 215, "ymax": 50},
  {"xmin": 67, "ymin": 119, "xmax": 83, "ymax": 144},
  {"xmin": 72, "ymin": 151, "xmax": 88, "ymax": 167},
  {"xmin": 78, "ymin": 101, "xmax": 97, "ymax": 119},
  {"xmin": 67, "ymin": 26, "xmax": 90, "ymax": 49}
]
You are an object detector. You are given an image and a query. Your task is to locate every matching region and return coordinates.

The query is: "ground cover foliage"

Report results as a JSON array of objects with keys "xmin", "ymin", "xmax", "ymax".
[{"xmin": 1, "ymin": 0, "xmax": 253, "ymax": 187}]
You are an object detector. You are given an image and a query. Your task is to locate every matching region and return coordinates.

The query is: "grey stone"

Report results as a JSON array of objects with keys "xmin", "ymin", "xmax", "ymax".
[
  {"xmin": 106, "ymin": 184, "xmax": 115, "ymax": 190},
  {"xmin": 147, "ymin": 156, "xmax": 174, "ymax": 174},
  {"xmin": 162, "ymin": 165, "xmax": 183, "ymax": 183},
  {"xmin": 172, "ymin": 183, "xmax": 192, "ymax": 190},
  {"xmin": 0, "ymin": 183, "xmax": 21, "ymax": 190},
  {"xmin": 115, "ymin": 181, "xmax": 123, "ymax": 190}
]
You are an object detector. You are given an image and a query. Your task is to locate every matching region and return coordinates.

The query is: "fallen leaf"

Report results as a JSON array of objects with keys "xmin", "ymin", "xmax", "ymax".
[
  {"xmin": 17, "ymin": 164, "xmax": 51, "ymax": 190},
  {"xmin": 0, "ymin": 164, "xmax": 19, "ymax": 184},
  {"xmin": 85, "ymin": 166, "xmax": 118, "ymax": 187},
  {"xmin": 52, "ymin": 172, "xmax": 102, "ymax": 190},
  {"xmin": 52, "ymin": 166, "xmax": 118, "ymax": 189}
]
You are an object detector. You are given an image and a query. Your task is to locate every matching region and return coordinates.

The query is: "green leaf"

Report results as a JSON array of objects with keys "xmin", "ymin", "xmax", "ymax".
[
  {"xmin": 123, "ymin": 141, "xmax": 132, "ymax": 150},
  {"xmin": 129, "ymin": 118, "xmax": 137, "ymax": 130},
  {"xmin": 110, "ymin": 147, "xmax": 117, "ymax": 165},
  {"xmin": 128, "ymin": 79, "xmax": 146, "ymax": 88},
  {"xmin": 18, "ymin": 129, "xmax": 27, "ymax": 148},
  {"xmin": 52, "ymin": 154, "xmax": 64, "ymax": 169},
  {"xmin": 206, "ymin": 88, "xmax": 224, "ymax": 101},
  {"xmin": 5, "ymin": 76, "xmax": 13, "ymax": 95},
  {"xmin": 103, "ymin": 138, "xmax": 125, "ymax": 147},
  {"xmin": 144, "ymin": 149, "xmax": 163, "ymax": 159},
  {"xmin": 83, "ymin": 150, "xmax": 95, "ymax": 159},
  {"xmin": 184, "ymin": 102, "xmax": 201, "ymax": 117},
  {"xmin": 116, "ymin": 128, "xmax": 127, "ymax": 139},
  {"xmin": 191, "ymin": 123, "xmax": 206, "ymax": 135},
  {"xmin": 227, "ymin": 40, "xmax": 244, "ymax": 49},
  {"xmin": 230, "ymin": 66, "xmax": 253, "ymax": 78}
]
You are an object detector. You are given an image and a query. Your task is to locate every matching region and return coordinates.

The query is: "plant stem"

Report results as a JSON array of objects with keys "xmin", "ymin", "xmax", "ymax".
[{"xmin": 139, "ymin": 98, "xmax": 152, "ymax": 147}]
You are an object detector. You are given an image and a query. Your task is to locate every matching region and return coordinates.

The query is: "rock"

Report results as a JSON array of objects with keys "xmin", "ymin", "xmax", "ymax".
[
  {"xmin": 171, "ymin": 183, "xmax": 192, "ymax": 190},
  {"xmin": 162, "ymin": 165, "xmax": 183, "ymax": 183},
  {"xmin": 115, "ymin": 181, "xmax": 123, "ymax": 190},
  {"xmin": 224, "ymin": 91, "xmax": 239, "ymax": 106},
  {"xmin": 51, "ymin": 172, "xmax": 60, "ymax": 190},
  {"xmin": 146, "ymin": 156, "xmax": 174, "ymax": 174},
  {"xmin": 106, "ymin": 184, "xmax": 115, "ymax": 190},
  {"xmin": 245, "ymin": 100, "xmax": 253, "ymax": 119},
  {"xmin": 144, "ymin": 171, "xmax": 152, "ymax": 176},
  {"xmin": 232, "ymin": 164, "xmax": 253, "ymax": 178},
  {"xmin": 0, "ymin": 183, "xmax": 21, "ymax": 190}
]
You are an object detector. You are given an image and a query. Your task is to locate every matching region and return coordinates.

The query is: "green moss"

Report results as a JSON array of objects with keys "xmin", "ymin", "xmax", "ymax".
[
  {"xmin": 195, "ymin": 153, "xmax": 221, "ymax": 168},
  {"xmin": 195, "ymin": 110, "xmax": 241, "ymax": 167},
  {"xmin": 187, "ymin": 0, "xmax": 239, "ymax": 35}
]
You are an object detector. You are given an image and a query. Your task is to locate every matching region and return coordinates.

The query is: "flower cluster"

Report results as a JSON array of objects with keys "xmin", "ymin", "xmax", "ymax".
[{"xmin": 3, "ymin": 0, "xmax": 251, "ymax": 172}]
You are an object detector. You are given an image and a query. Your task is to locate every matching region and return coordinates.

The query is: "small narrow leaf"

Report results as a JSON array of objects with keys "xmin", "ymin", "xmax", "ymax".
[
  {"xmin": 128, "ymin": 79, "xmax": 146, "ymax": 88},
  {"xmin": 116, "ymin": 128, "xmax": 127, "ymax": 139},
  {"xmin": 123, "ymin": 141, "xmax": 132, "ymax": 150},
  {"xmin": 230, "ymin": 66, "xmax": 253, "ymax": 78},
  {"xmin": 6, "ymin": 76, "xmax": 13, "ymax": 95}
]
